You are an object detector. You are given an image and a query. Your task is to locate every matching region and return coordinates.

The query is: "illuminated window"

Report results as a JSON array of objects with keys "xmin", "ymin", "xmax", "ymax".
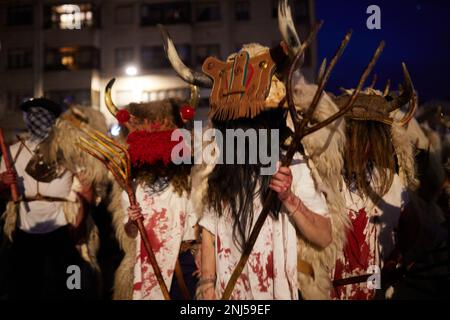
[
  {"xmin": 45, "ymin": 4, "xmax": 95, "ymax": 30},
  {"xmin": 142, "ymin": 88, "xmax": 189, "ymax": 102},
  {"xmin": 45, "ymin": 47, "xmax": 100, "ymax": 71}
]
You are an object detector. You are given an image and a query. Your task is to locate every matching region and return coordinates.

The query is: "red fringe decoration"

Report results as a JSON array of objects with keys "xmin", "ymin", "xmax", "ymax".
[{"xmin": 126, "ymin": 130, "xmax": 186, "ymax": 167}]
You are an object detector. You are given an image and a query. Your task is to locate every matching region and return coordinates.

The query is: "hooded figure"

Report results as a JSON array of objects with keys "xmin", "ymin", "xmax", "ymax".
[
  {"xmin": 0, "ymin": 98, "xmax": 97, "ymax": 299},
  {"xmin": 330, "ymin": 72, "xmax": 421, "ymax": 299}
]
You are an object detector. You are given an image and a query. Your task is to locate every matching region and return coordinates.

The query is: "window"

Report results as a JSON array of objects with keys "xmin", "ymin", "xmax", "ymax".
[
  {"xmin": 195, "ymin": 1, "xmax": 221, "ymax": 22},
  {"xmin": 45, "ymin": 89, "xmax": 93, "ymax": 107},
  {"xmin": 6, "ymin": 5, "xmax": 34, "ymax": 26},
  {"xmin": 142, "ymin": 88, "xmax": 189, "ymax": 102},
  {"xmin": 140, "ymin": 2, "xmax": 190, "ymax": 26},
  {"xmin": 115, "ymin": 47, "xmax": 135, "ymax": 68},
  {"xmin": 115, "ymin": 5, "xmax": 134, "ymax": 25},
  {"xmin": 6, "ymin": 91, "xmax": 33, "ymax": 111},
  {"xmin": 141, "ymin": 44, "xmax": 191, "ymax": 69},
  {"xmin": 235, "ymin": 0, "xmax": 250, "ymax": 21},
  {"xmin": 44, "ymin": 4, "xmax": 96, "ymax": 30},
  {"xmin": 195, "ymin": 44, "xmax": 220, "ymax": 66},
  {"xmin": 45, "ymin": 47, "xmax": 100, "ymax": 71},
  {"xmin": 7, "ymin": 48, "xmax": 33, "ymax": 69}
]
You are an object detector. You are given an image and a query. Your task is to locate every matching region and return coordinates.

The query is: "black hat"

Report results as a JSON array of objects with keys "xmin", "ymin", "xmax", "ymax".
[{"xmin": 20, "ymin": 98, "xmax": 63, "ymax": 117}]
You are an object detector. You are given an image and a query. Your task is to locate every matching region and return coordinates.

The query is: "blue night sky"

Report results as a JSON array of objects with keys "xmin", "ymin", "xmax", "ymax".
[{"xmin": 315, "ymin": 0, "xmax": 450, "ymax": 102}]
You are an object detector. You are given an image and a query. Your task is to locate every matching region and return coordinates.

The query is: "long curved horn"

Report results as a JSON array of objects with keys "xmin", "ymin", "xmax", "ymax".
[
  {"xmin": 158, "ymin": 24, "xmax": 212, "ymax": 88},
  {"xmin": 105, "ymin": 78, "xmax": 119, "ymax": 117},
  {"xmin": 189, "ymin": 85, "xmax": 200, "ymax": 109},
  {"xmin": 397, "ymin": 91, "xmax": 417, "ymax": 127},
  {"xmin": 387, "ymin": 63, "xmax": 414, "ymax": 112},
  {"xmin": 383, "ymin": 79, "xmax": 391, "ymax": 96},
  {"xmin": 278, "ymin": 0, "xmax": 302, "ymax": 58}
]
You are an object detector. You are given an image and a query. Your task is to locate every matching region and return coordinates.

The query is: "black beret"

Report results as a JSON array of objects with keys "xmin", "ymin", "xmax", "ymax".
[{"xmin": 20, "ymin": 98, "xmax": 63, "ymax": 117}]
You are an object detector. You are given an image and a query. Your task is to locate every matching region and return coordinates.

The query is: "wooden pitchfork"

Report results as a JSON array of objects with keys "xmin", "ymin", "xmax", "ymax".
[
  {"xmin": 71, "ymin": 120, "xmax": 172, "ymax": 300},
  {"xmin": 221, "ymin": 24, "xmax": 385, "ymax": 299}
]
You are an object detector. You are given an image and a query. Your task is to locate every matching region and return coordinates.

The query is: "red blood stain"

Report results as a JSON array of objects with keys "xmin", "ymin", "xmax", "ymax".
[
  {"xmin": 179, "ymin": 211, "xmax": 186, "ymax": 229},
  {"xmin": 333, "ymin": 208, "xmax": 375, "ymax": 300},
  {"xmin": 145, "ymin": 274, "xmax": 158, "ymax": 294},
  {"xmin": 144, "ymin": 208, "xmax": 168, "ymax": 253},
  {"xmin": 217, "ymin": 235, "xmax": 231, "ymax": 256},
  {"xmin": 220, "ymin": 280, "xmax": 226, "ymax": 291},
  {"xmin": 265, "ymin": 251, "xmax": 274, "ymax": 279},
  {"xmin": 249, "ymin": 252, "xmax": 269, "ymax": 292},
  {"xmin": 133, "ymin": 281, "xmax": 142, "ymax": 292},
  {"xmin": 344, "ymin": 208, "xmax": 370, "ymax": 271},
  {"xmin": 239, "ymin": 273, "xmax": 251, "ymax": 292}
]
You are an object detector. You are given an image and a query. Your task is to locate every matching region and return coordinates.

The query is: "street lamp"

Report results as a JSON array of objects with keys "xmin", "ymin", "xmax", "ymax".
[{"xmin": 125, "ymin": 65, "xmax": 138, "ymax": 76}]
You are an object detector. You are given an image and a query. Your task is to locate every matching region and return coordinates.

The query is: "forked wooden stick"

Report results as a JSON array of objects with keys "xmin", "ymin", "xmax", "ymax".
[{"xmin": 74, "ymin": 124, "xmax": 171, "ymax": 300}]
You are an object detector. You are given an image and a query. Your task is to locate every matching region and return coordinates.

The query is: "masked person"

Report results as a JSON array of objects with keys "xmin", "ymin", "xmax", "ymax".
[
  {"xmin": 103, "ymin": 87, "xmax": 199, "ymax": 300},
  {"xmin": 0, "ymin": 98, "xmax": 94, "ymax": 299},
  {"xmin": 331, "ymin": 70, "xmax": 420, "ymax": 299}
]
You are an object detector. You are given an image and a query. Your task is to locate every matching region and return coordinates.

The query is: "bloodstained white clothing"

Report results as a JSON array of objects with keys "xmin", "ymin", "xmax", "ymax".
[
  {"xmin": 199, "ymin": 153, "xmax": 329, "ymax": 300},
  {"xmin": 332, "ymin": 173, "xmax": 408, "ymax": 300},
  {"xmin": 0, "ymin": 140, "xmax": 74, "ymax": 234},
  {"xmin": 121, "ymin": 184, "xmax": 197, "ymax": 300}
]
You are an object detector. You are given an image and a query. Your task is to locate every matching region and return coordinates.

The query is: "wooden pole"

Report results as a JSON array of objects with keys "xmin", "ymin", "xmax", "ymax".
[{"xmin": 0, "ymin": 128, "xmax": 19, "ymax": 201}]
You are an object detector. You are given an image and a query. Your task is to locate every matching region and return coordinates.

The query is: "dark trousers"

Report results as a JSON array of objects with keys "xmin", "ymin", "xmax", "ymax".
[
  {"xmin": 169, "ymin": 250, "xmax": 198, "ymax": 300},
  {"xmin": 8, "ymin": 225, "xmax": 91, "ymax": 300}
]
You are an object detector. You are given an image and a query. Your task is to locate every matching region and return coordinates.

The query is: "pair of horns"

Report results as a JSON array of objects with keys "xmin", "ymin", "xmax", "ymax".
[{"xmin": 158, "ymin": 0, "xmax": 303, "ymax": 87}]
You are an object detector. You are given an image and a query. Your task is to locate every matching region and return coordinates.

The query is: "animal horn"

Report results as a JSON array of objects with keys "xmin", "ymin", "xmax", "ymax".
[
  {"xmin": 387, "ymin": 63, "xmax": 414, "ymax": 112},
  {"xmin": 383, "ymin": 79, "xmax": 391, "ymax": 96},
  {"xmin": 189, "ymin": 85, "xmax": 200, "ymax": 109},
  {"xmin": 105, "ymin": 78, "xmax": 119, "ymax": 117},
  {"xmin": 158, "ymin": 24, "xmax": 212, "ymax": 88},
  {"xmin": 278, "ymin": 0, "xmax": 302, "ymax": 58}
]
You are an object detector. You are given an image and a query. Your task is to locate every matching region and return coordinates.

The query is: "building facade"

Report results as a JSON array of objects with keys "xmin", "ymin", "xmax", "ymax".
[{"xmin": 0, "ymin": 0, "xmax": 316, "ymax": 139}]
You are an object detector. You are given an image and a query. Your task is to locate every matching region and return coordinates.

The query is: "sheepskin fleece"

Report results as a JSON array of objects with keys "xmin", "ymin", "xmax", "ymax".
[{"xmin": 290, "ymin": 77, "xmax": 350, "ymax": 299}]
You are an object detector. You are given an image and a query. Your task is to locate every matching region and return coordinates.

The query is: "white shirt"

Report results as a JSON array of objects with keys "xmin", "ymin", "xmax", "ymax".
[
  {"xmin": 333, "ymin": 173, "xmax": 408, "ymax": 300},
  {"xmin": 199, "ymin": 152, "xmax": 329, "ymax": 300},
  {"xmin": 0, "ymin": 140, "xmax": 74, "ymax": 234},
  {"xmin": 121, "ymin": 183, "xmax": 198, "ymax": 300}
]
